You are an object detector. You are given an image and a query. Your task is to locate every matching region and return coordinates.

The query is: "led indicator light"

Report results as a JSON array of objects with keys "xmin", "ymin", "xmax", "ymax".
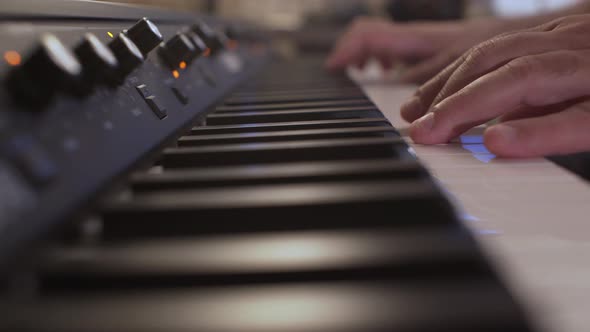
[{"xmin": 4, "ymin": 51, "xmax": 22, "ymax": 66}]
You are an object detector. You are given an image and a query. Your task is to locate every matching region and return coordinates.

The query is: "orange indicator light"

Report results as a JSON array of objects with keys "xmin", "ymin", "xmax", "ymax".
[
  {"xmin": 4, "ymin": 51, "xmax": 22, "ymax": 66},
  {"xmin": 203, "ymin": 48, "xmax": 211, "ymax": 57},
  {"xmin": 179, "ymin": 61, "xmax": 187, "ymax": 70},
  {"xmin": 172, "ymin": 70, "xmax": 180, "ymax": 79},
  {"xmin": 107, "ymin": 31, "xmax": 114, "ymax": 38}
]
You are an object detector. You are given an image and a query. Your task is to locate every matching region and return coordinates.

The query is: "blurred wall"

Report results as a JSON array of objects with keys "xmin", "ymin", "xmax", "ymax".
[
  {"xmin": 492, "ymin": 0, "xmax": 579, "ymax": 17},
  {"xmin": 96, "ymin": 0, "xmax": 387, "ymax": 28},
  {"xmin": 95, "ymin": 0, "xmax": 206, "ymax": 11},
  {"xmin": 97, "ymin": 0, "xmax": 583, "ymax": 26},
  {"xmin": 217, "ymin": 0, "xmax": 386, "ymax": 29}
]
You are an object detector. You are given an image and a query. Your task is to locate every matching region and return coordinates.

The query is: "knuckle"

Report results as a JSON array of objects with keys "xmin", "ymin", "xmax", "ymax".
[
  {"xmin": 551, "ymin": 15, "xmax": 584, "ymax": 30},
  {"xmin": 432, "ymin": 89, "xmax": 448, "ymax": 107},
  {"xmin": 502, "ymin": 56, "xmax": 542, "ymax": 81},
  {"xmin": 418, "ymin": 71, "xmax": 447, "ymax": 101},
  {"xmin": 432, "ymin": 81, "xmax": 457, "ymax": 106},
  {"xmin": 429, "ymin": 60, "xmax": 465, "ymax": 102},
  {"xmin": 466, "ymin": 41, "xmax": 495, "ymax": 65},
  {"xmin": 559, "ymin": 21, "xmax": 581, "ymax": 30},
  {"xmin": 416, "ymin": 78, "xmax": 443, "ymax": 109},
  {"xmin": 412, "ymin": 85, "xmax": 429, "ymax": 106},
  {"xmin": 414, "ymin": 85, "xmax": 427, "ymax": 100},
  {"xmin": 462, "ymin": 35, "xmax": 516, "ymax": 72},
  {"xmin": 541, "ymin": 15, "xmax": 588, "ymax": 31},
  {"xmin": 460, "ymin": 45, "xmax": 489, "ymax": 74},
  {"xmin": 543, "ymin": 17, "xmax": 569, "ymax": 31}
]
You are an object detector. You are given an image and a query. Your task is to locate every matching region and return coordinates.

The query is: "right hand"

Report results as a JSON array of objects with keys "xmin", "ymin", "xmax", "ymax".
[
  {"xmin": 325, "ymin": 17, "xmax": 511, "ymax": 84},
  {"xmin": 401, "ymin": 14, "xmax": 590, "ymax": 158}
]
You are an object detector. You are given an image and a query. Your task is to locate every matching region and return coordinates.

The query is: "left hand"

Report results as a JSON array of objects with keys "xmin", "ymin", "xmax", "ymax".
[{"xmin": 400, "ymin": 15, "xmax": 590, "ymax": 158}]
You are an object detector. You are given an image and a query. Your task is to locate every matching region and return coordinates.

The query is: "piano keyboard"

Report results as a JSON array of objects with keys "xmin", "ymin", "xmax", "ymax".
[{"xmin": 1, "ymin": 58, "xmax": 535, "ymax": 332}]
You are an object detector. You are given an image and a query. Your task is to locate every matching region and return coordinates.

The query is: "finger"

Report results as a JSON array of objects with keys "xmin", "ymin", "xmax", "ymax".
[
  {"xmin": 400, "ymin": 55, "xmax": 465, "ymax": 123},
  {"xmin": 361, "ymin": 43, "xmax": 400, "ymax": 70},
  {"xmin": 354, "ymin": 48, "xmax": 370, "ymax": 70},
  {"xmin": 401, "ymin": 23, "xmax": 579, "ymax": 124},
  {"xmin": 399, "ymin": 50, "xmax": 459, "ymax": 84},
  {"xmin": 375, "ymin": 52, "xmax": 396, "ymax": 71},
  {"xmin": 485, "ymin": 99, "xmax": 590, "ymax": 158},
  {"xmin": 400, "ymin": 30, "xmax": 532, "ymax": 122},
  {"xmin": 326, "ymin": 30, "xmax": 369, "ymax": 70},
  {"xmin": 430, "ymin": 29, "xmax": 590, "ymax": 107},
  {"xmin": 409, "ymin": 50, "xmax": 590, "ymax": 144},
  {"xmin": 326, "ymin": 21, "xmax": 436, "ymax": 70}
]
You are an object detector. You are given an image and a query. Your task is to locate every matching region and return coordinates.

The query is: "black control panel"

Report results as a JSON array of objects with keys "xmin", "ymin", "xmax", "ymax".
[{"xmin": 0, "ymin": 0, "xmax": 269, "ymax": 266}]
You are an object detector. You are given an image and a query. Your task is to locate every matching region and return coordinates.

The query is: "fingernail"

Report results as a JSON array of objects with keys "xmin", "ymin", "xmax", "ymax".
[
  {"xmin": 414, "ymin": 112, "xmax": 435, "ymax": 132},
  {"xmin": 400, "ymin": 97, "xmax": 424, "ymax": 120}
]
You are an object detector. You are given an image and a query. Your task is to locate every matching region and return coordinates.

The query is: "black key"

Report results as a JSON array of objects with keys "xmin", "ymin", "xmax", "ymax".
[
  {"xmin": 178, "ymin": 126, "xmax": 398, "ymax": 146},
  {"xmin": 224, "ymin": 90, "xmax": 367, "ymax": 106},
  {"xmin": 3, "ymin": 281, "xmax": 533, "ymax": 332},
  {"xmin": 160, "ymin": 137, "xmax": 407, "ymax": 168},
  {"xmin": 206, "ymin": 106, "xmax": 384, "ymax": 125},
  {"xmin": 101, "ymin": 180, "xmax": 455, "ymax": 238},
  {"xmin": 132, "ymin": 159, "xmax": 426, "ymax": 191},
  {"xmin": 41, "ymin": 228, "xmax": 482, "ymax": 288},
  {"xmin": 235, "ymin": 79, "xmax": 357, "ymax": 92},
  {"xmin": 238, "ymin": 80, "xmax": 357, "ymax": 92},
  {"xmin": 229, "ymin": 86, "xmax": 363, "ymax": 99},
  {"xmin": 191, "ymin": 118, "xmax": 391, "ymax": 136},
  {"xmin": 215, "ymin": 99, "xmax": 372, "ymax": 113}
]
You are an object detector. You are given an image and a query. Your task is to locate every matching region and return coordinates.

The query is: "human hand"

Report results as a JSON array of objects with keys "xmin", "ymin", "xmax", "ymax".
[
  {"xmin": 402, "ymin": 15, "xmax": 590, "ymax": 158},
  {"xmin": 325, "ymin": 17, "xmax": 509, "ymax": 83}
]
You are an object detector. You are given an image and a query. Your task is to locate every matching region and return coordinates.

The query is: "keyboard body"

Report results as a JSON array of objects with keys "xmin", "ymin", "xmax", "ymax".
[{"xmin": 0, "ymin": 1, "xmax": 537, "ymax": 331}]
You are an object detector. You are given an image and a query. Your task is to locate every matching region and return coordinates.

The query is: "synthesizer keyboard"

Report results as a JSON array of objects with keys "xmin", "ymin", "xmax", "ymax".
[{"xmin": 0, "ymin": 1, "xmax": 537, "ymax": 331}]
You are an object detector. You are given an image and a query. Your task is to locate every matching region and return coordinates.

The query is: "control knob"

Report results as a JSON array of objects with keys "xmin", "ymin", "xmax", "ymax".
[
  {"xmin": 191, "ymin": 22, "xmax": 224, "ymax": 55},
  {"xmin": 108, "ymin": 32, "xmax": 144, "ymax": 84},
  {"xmin": 125, "ymin": 18, "xmax": 163, "ymax": 56},
  {"xmin": 74, "ymin": 33, "xmax": 118, "ymax": 92},
  {"xmin": 185, "ymin": 31, "xmax": 208, "ymax": 55},
  {"xmin": 158, "ymin": 33, "xmax": 196, "ymax": 70},
  {"xmin": 4, "ymin": 34, "xmax": 82, "ymax": 108}
]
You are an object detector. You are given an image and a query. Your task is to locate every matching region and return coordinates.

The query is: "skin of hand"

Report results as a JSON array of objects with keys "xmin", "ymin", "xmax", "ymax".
[
  {"xmin": 325, "ymin": 16, "xmax": 514, "ymax": 84},
  {"xmin": 401, "ymin": 15, "xmax": 590, "ymax": 158}
]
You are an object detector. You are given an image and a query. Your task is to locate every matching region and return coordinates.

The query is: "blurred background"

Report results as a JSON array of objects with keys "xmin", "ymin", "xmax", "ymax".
[
  {"xmin": 97, "ymin": 0, "xmax": 581, "ymax": 54},
  {"xmin": 99, "ymin": 0, "xmax": 580, "ymax": 27}
]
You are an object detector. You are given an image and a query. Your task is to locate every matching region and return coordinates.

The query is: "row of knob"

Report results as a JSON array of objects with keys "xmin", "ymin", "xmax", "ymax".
[{"xmin": 5, "ymin": 18, "xmax": 231, "ymax": 109}]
